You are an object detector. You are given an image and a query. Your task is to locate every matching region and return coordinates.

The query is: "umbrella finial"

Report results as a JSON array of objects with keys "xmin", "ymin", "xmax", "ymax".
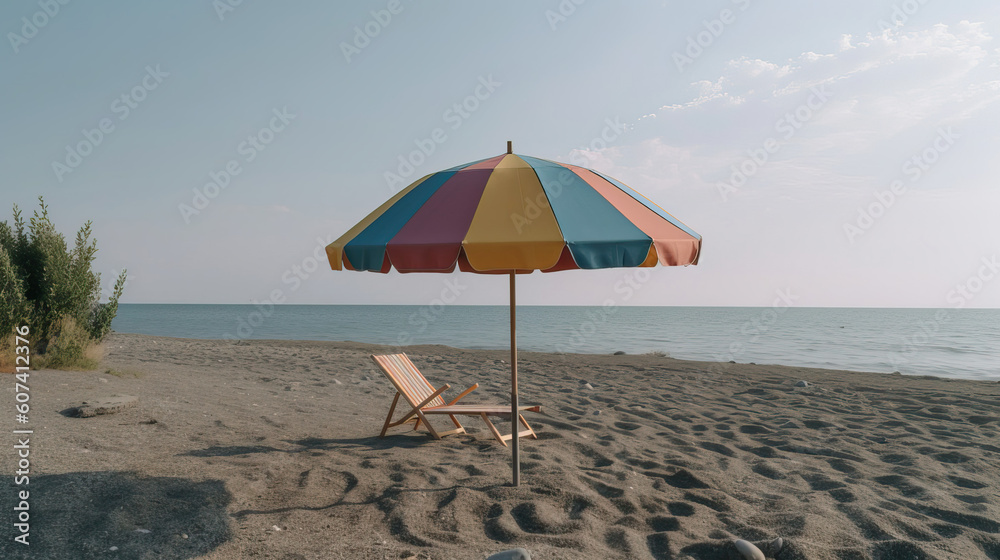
[{"xmin": 507, "ymin": 140, "xmax": 512, "ymax": 154}]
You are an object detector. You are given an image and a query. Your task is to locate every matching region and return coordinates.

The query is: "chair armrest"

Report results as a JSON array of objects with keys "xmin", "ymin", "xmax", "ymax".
[
  {"xmin": 397, "ymin": 384, "xmax": 452, "ymax": 424},
  {"xmin": 415, "ymin": 384, "xmax": 451, "ymax": 410},
  {"xmin": 448, "ymin": 383, "xmax": 479, "ymax": 405}
]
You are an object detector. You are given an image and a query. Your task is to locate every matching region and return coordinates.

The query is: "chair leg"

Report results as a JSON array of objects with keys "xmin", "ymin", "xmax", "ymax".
[
  {"xmin": 481, "ymin": 413, "xmax": 507, "ymax": 447},
  {"xmin": 417, "ymin": 411, "xmax": 441, "ymax": 439},
  {"xmin": 518, "ymin": 414, "xmax": 538, "ymax": 439},
  {"xmin": 448, "ymin": 414, "xmax": 466, "ymax": 434},
  {"xmin": 380, "ymin": 393, "xmax": 400, "ymax": 438}
]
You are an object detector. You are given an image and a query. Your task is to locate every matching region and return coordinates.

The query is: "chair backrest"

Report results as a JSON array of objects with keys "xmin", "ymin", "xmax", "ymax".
[{"xmin": 371, "ymin": 353, "xmax": 446, "ymax": 408}]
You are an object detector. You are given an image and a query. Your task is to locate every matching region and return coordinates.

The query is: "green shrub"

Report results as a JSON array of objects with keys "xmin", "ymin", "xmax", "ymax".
[
  {"xmin": 0, "ymin": 245, "xmax": 28, "ymax": 337},
  {"xmin": 0, "ymin": 197, "xmax": 126, "ymax": 369},
  {"xmin": 38, "ymin": 316, "xmax": 103, "ymax": 370},
  {"xmin": 0, "ymin": 335, "xmax": 14, "ymax": 373}
]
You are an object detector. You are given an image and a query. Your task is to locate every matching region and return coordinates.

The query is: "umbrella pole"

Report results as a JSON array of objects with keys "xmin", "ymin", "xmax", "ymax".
[{"xmin": 509, "ymin": 270, "xmax": 519, "ymax": 486}]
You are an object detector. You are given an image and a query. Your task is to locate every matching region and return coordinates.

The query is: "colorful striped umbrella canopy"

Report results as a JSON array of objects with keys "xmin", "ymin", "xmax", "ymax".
[{"xmin": 326, "ymin": 143, "xmax": 701, "ymax": 485}]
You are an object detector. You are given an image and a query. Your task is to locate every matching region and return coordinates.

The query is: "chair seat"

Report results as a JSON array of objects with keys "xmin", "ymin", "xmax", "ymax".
[{"xmin": 423, "ymin": 404, "xmax": 541, "ymax": 415}]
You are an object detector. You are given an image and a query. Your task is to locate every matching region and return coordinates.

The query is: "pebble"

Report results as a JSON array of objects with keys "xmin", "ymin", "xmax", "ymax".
[
  {"xmin": 110, "ymin": 546, "xmax": 118, "ymax": 551},
  {"xmin": 135, "ymin": 528, "xmax": 151, "ymax": 534},
  {"xmin": 770, "ymin": 536, "xmax": 784, "ymax": 554},
  {"xmin": 333, "ymin": 379, "xmax": 342, "ymax": 385},
  {"xmin": 486, "ymin": 548, "xmax": 531, "ymax": 560},
  {"xmin": 795, "ymin": 380, "xmax": 809, "ymax": 387},
  {"xmin": 593, "ymin": 410, "xmax": 601, "ymax": 416},
  {"xmin": 734, "ymin": 539, "xmax": 765, "ymax": 560},
  {"xmin": 99, "ymin": 378, "xmax": 108, "ymax": 383},
  {"xmin": 181, "ymin": 533, "xmax": 188, "ymax": 539},
  {"xmin": 582, "ymin": 383, "xmax": 594, "ymax": 390},
  {"xmin": 613, "ymin": 351, "xmax": 625, "ymax": 355}
]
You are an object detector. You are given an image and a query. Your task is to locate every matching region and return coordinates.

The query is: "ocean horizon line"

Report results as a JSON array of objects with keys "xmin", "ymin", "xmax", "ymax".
[{"xmin": 115, "ymin": 303, "xmax": 1000, "ymax": 310}]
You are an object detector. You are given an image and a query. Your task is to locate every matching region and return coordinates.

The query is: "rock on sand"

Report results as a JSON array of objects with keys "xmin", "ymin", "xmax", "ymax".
[
  {"xmin": 734, "ymin": 539, "xmax": 765, "ymax": 560},
  {"xmin": 487, "ymin": 549, "xmax": 531, "ymax": 560},
  {"xmin": 72, "ymin": 395, "xmax": 139, "ymax": 418}
]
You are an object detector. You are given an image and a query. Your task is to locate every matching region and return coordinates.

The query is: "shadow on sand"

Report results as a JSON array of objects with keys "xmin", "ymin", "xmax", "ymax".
[
  {"xmin": 0, "ymin": 471, "xmax": 231, "ymax": 559},
  {"xmin": 180, "ymin": 434, "xmax": 436, "ymax": 458}
]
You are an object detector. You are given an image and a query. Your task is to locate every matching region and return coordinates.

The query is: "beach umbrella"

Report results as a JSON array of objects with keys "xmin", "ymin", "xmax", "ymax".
[{"xmin": 326, "ymin": 142, "xmax": 701, "ymax": 485}]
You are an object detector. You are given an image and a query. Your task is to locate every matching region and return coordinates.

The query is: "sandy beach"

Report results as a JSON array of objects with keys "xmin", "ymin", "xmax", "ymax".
[{"xmin": 4, "ymin": 333, "xmax": 999, "ymax": 559}]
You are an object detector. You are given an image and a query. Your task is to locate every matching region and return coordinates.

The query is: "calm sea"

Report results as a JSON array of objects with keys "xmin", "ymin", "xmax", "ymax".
[{"xmin": 111, "ymin": 305, "xmax": 1000, "ymax": 381}]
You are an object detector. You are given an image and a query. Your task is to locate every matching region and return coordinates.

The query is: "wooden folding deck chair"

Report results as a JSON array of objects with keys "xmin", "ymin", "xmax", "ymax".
[{"xmin": 371, "ymin": 353, "xmax": 540, "ymax": 446}]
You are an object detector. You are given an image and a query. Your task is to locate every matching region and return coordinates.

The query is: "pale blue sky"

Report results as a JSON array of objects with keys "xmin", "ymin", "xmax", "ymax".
[{"xmin": 3, "ymin": 1, "xmax": 999, "ymax": 308}]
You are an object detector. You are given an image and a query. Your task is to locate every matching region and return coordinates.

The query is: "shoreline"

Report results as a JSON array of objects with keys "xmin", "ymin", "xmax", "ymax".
[
  {"xmin": 109, "ymin": 304, "xmax": 1000, "ymax": 381},
  {"xmin": 110, "ymin": 330, "xmax": 1000, "ymax": 384},
  {"xmin": 4, "ymin": 332, "xmax": 999, "ymax": 559}
]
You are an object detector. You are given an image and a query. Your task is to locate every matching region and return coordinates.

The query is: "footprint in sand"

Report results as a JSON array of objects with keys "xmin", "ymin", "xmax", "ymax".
[
  {"xmin": 583, "ymin": 477, "xmax": 626, "ymax": 499},
  {"xmin": 879, "ymin": 453, "xmax": 915, "ymax": 465},
  {"xmin": 828, "ymin": 488, "xmax": 856, "ymax": 503},
  {"xmin": 752, "ymin": 462, "xmax": 786, "ymax": 480},
  {"xmin": 666, "ymin": 502, "xmax": 695, "ymax": 516},
  {"xmin": 739, "ymin": 424, "xmax": 773, "ymax": 435},
  {"xmin": 509, "ymin": 502, "xmax": 581, "ymax": 535},
  {"xmin": 699, "ymin": 442, "xmax": 735, "ymax": 457},
  {"xmin": 683, "ymin": 491, "xmax": 731, "ymax": 512},
  {"xmin": 954, "ymin": 494, "xmax": 988, "ymax": 504},
  {"xmin": 646, "ymin": 532, "xmax": 672, "ymax": 560},
  {"xmin": 873, "ymin": 475, "xmax": 928, "ymax": 499},
  {"xmin": 575, "ymin": 444, "xmax": 614, "ymax": 468},
  {"xmin": 947, "ymin": 475, "xmax": 987, "ymax": 489},
  {"xmin": 934, "ymin": 451, "xmax": 972, "ymax": 463},
  {"xmin": 802, "ymin": 473, "xmax": 846, "ymax": 491}
]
